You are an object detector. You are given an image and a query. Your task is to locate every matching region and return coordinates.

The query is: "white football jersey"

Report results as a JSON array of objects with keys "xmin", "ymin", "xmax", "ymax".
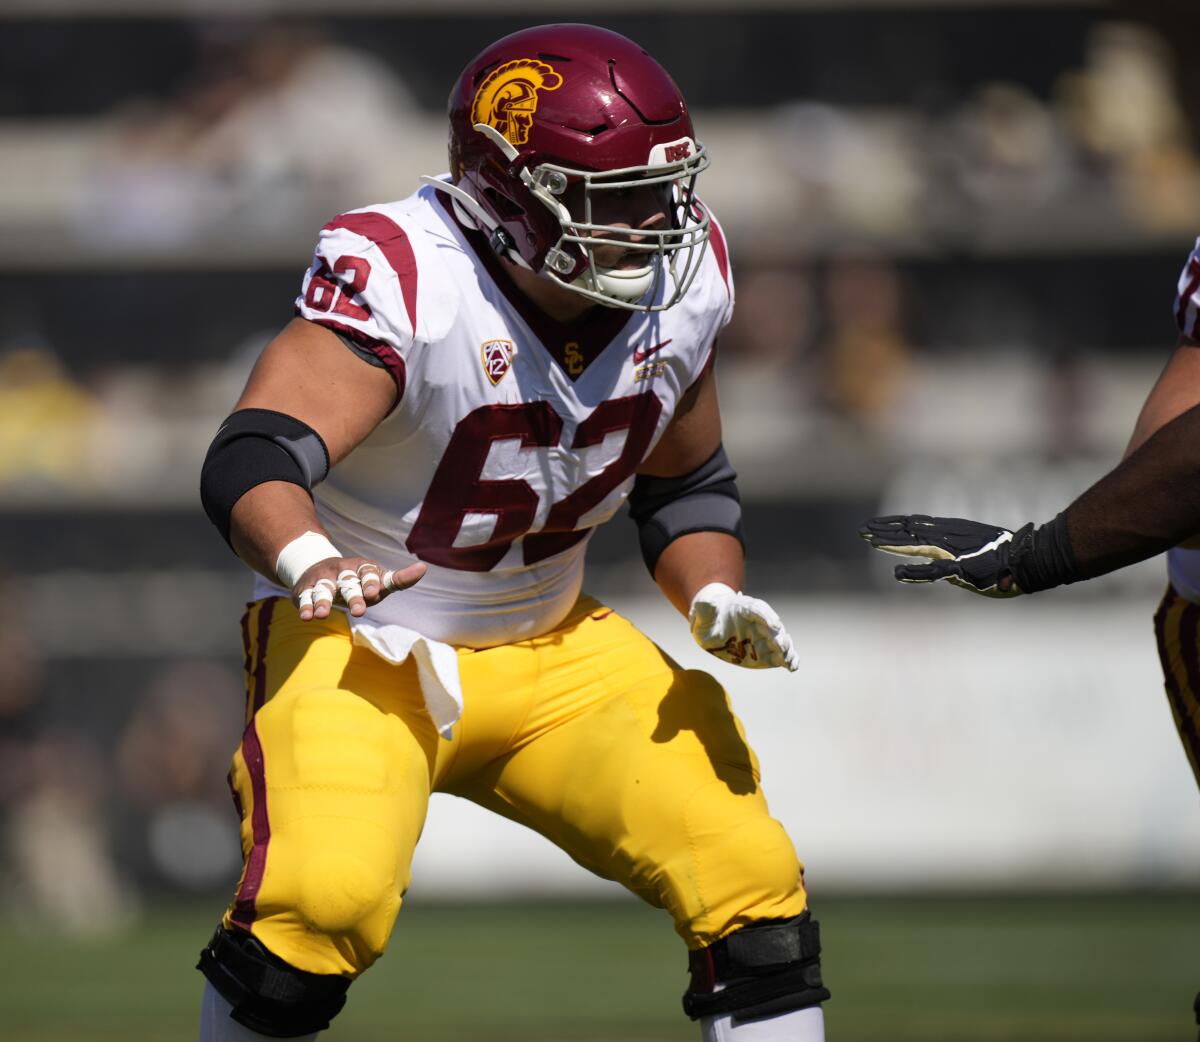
[{"xmin": 253, "ymin": 179, "xmax": 734, "ymax": 648}]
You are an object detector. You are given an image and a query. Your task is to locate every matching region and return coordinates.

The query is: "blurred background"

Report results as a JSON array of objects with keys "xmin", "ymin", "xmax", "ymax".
[{"xmin": 2, "ymin": 1, "xmax": 1199, "ymax": 1039}]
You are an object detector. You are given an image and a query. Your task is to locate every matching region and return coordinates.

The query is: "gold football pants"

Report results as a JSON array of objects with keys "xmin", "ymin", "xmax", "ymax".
[
  {"xmin": 223, "ymin": 595, "xmax": 808, "ymax": 977},
  {"xmin": 1154, "ymin": 585, "xmax": 1200, "ymax": 787}
]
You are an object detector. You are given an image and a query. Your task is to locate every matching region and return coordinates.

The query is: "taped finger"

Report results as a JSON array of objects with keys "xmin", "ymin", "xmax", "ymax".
[
  {"xmin": 297, "ymin": 587, "xmax": 315, "ymax": 612},
  {"xmin": 357, "ymin": 562, "xmax": 382, "ymax": 588},
  {"xmin": 337, "ymin": 569, "xmax": 363, "ymax": 603},
  {"xmin": 312, "ymin": 578, "xmax": 336, "ymax": 606},
  {"xmin": 381, "ymin": 569, "xmax": 412, "ymax": 593}
]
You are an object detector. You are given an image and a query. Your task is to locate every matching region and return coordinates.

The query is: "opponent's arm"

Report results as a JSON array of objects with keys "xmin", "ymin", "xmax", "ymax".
[
  {"xmin": 861, "ymin": 336, "xmax": 1200, "ymax": 595},
  {"xmin": 1125, "ymin": 336, "xmax": 1200, "ymax": 459},
  {"xmin": 200, "ymin": 317, "xmax": 425, "ymax": 619},
  {"xmin": 632, "ymin": 358, "xmax": 799, "ymax": 670}
]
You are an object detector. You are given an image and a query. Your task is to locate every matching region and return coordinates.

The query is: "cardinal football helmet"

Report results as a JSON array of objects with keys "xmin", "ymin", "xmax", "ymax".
[{"xmin": 428, "ymin": 23, "xmax": 711, "ymax": 311}]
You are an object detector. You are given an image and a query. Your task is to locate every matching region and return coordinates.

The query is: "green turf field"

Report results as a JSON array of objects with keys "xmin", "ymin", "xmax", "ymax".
[{"xmin": 2, "ymin": 892, "xmax": 1196, "ymax": 1041}]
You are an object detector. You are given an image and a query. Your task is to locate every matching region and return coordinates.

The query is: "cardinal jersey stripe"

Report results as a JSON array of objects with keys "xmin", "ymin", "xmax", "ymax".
[
  {"xmin": 707, "ymin": 205, "xmax": 731, "ymax": 301},
  {"xmin": 305, "ymin": 314, "xmax": 408, "ymax": 398},
  {"xmin": 1174, "ymin": 242, "xmax": 1200, "ymax": 341},
  {"xmin": 324, "ymin": 212, "xmax": 420, "ymax": 331}
]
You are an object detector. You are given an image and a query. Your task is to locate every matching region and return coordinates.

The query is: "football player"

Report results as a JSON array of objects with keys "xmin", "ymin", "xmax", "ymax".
[
  {"xmin": 197, "ymin": 24, "xmax": 827, "ymax": 1042},
  {"xmin": 860, "ymin": 237, "xmax": 1200, "ymax": 1033}
]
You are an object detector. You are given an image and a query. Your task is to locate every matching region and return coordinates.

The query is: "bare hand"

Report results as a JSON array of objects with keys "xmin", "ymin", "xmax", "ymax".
[{"xmin": 293, "ymin": 557, "xmax": 427, "ymax": 621}]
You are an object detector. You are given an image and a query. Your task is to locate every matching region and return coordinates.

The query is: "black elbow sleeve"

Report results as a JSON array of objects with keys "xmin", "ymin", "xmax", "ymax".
[
  {"xmin": 628, "ymin": 444, "xmax": 744, "ymax": 576},
  {"xmin": 199, "ymin": 409, "xmax": 330, "ymax": 548}
]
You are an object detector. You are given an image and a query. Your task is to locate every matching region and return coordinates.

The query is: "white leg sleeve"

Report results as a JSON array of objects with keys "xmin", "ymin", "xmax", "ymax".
[
  {"xmin": 199, "ymin": 980, "xmax": 319, "ymax": 1042},
  {"xmin": 701, "ymin": 1005, "xmax": 825, "ymax": 1042}
]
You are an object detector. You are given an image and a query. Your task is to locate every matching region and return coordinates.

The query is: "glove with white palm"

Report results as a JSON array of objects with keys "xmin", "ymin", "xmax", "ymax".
[
  {"xmin": 688, "ymin": 582, "xmax": 800, "ymax": 670},
  {"xmin": 859, "ymin": 514, "xmax": 1031, "ymax": 596}
]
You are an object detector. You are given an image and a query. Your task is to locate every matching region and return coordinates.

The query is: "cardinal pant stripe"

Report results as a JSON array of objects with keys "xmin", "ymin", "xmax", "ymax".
[
  {"xmin": 231, "ymin": 718, "xmax": 271, "ymax": 931},
  {"xmin": 240, "ymin": 603, "xmax": 254, "ymax": 689},
  {"xmin": 240, "ymin": 602, "xmax": 261, "ymax": 725},
  {"xmin": 1154, "ymin": 587, "xmax": 1200, "ymax": 784},
  {"xmin": 1175, "ymin": 599, "xmax": 1200, "ymax": 781},
  {"xmin": 251, "ymin": 597, "xmax": 278, "ymax": 717}
]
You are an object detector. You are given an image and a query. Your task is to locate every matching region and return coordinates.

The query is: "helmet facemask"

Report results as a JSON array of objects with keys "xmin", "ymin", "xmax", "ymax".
[{"xmin": 523, "ymin": 142, "xmax": 712, "ymax": 312}]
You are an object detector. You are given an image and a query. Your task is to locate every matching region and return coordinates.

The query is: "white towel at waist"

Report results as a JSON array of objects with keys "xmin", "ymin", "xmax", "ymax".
[{"xmin": 346, "ymin": 616, "xmax": 463, "ymax": 738}]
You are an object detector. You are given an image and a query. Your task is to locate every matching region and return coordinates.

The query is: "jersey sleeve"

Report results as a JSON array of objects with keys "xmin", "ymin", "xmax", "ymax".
[
  {"xmin": 1175, "ymin": 237, "xmax": 1200, "ymax": 342},
  {"xmin": 295, "ymin": 210, "xmax": 422, "ymax": 393}
]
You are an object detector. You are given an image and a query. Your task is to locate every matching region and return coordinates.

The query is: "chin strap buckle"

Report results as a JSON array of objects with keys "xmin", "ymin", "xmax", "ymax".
[{"xmin": 489, "ymin": 226, "xmax": 517, "ymax": 259}]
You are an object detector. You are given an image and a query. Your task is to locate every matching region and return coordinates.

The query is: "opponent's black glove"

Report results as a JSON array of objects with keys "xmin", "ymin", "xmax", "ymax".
[{"xmin": 859, "ymin": 515, "xmax": 1033, "ymax": 597}]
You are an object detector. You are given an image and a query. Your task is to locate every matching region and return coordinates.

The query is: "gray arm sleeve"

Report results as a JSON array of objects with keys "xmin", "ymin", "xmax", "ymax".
[
  {"xmin": 627, "ymin": 444, "xmax": 744, "ymax": 576},
  {"xmin": 199, "ymin": 408, "xmax": 330, "ymax": 548}
]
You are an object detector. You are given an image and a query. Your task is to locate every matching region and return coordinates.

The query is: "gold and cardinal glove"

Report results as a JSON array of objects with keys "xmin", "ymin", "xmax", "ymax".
[
  {"xmin": 859, "ymin": 514, "xmax": 1028, "ymax": 597},
  {"xmin": 688, "ymin": 582, "xmax": 800, "ymax": 671}
]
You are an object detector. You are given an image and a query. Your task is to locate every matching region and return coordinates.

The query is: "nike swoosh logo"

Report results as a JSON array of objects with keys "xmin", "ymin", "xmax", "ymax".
[{"xmin": 633, "ymin": 338, "xmax": 672, "ymax": 364}]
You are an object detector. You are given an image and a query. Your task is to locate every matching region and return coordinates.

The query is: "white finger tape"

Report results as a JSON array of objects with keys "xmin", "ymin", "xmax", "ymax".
[
  {"xmin": 312, "ymin": 579, "xmax": 336, "ymax": 605},
  {"xmin": 337, "ymin": 575, "xmax": 363, "ymax": 603},
  {"xmin": 298, "ymin": 587, "xmax": 315, "ymax": 611}
]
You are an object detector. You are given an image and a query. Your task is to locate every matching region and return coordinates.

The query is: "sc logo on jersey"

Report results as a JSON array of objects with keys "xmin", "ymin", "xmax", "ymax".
[
  {"xmin": 481, "ymin": 339, "xmax": 516, "ymax": 385},
  {"xmin": 471, "ymin": 59, "xmax": 563, "ymax": 146}
]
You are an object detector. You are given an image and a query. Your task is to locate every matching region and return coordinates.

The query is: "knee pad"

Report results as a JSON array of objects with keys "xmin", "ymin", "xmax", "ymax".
[
  {"xmin": 197, "ymin": 926, "xmax": 350, "ymax": 1038},
  {"xmin": 682, "ymin": 912, "xmax": 831, "ymax": 1021},
  {"xmin": 297, "ymin": 850, "xmax": 395, "ymax": 941}
]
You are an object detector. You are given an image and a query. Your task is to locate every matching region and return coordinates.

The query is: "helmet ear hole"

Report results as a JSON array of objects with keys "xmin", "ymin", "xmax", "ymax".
[{"xmin": 482, "ymin": 187, "xmax": 525, "ymax": 221}]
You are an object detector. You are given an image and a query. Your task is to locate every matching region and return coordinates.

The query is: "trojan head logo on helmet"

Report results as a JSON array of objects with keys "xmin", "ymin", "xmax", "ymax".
[
  {"xmin": 470, "ymin": 59, "xmax": 563, "ymax": 147},
  {"xmin": 429, "ymin": 23, "xmax": 711, "ymax": 313}
]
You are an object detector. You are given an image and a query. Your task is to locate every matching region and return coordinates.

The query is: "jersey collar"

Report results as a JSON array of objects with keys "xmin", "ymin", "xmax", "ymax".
[{"xmin": 435, "ymin": 190, "xmax": 633, "ymax": 381}]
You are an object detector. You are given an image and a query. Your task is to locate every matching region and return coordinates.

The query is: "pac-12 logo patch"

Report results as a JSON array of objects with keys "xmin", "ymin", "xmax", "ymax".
[
  {"xmin": 481, "ymin": 339, "xmax": 516, "ymax": 384},
  {"xmin": 471, "ymin": 59, "xmax": 563, "ymax": 147}
]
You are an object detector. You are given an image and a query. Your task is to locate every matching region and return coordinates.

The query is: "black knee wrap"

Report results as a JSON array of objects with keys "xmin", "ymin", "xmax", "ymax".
[
  {"xmin": 682, "ymin": 912, "xmax": 831, "ymax": 1021},
  {"xmin": 198, "ymin": 926, "xmax": 350, "ymax": 1038}
]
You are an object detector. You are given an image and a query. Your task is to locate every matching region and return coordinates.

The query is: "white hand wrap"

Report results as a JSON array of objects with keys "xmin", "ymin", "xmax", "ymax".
[
  {"xmin": 688, "ymin": 582, "xmax": 800, "ymax": 672},
  {"xmin": 275, "ymin": 531, "xmax": 341, "ymax": 590}
]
